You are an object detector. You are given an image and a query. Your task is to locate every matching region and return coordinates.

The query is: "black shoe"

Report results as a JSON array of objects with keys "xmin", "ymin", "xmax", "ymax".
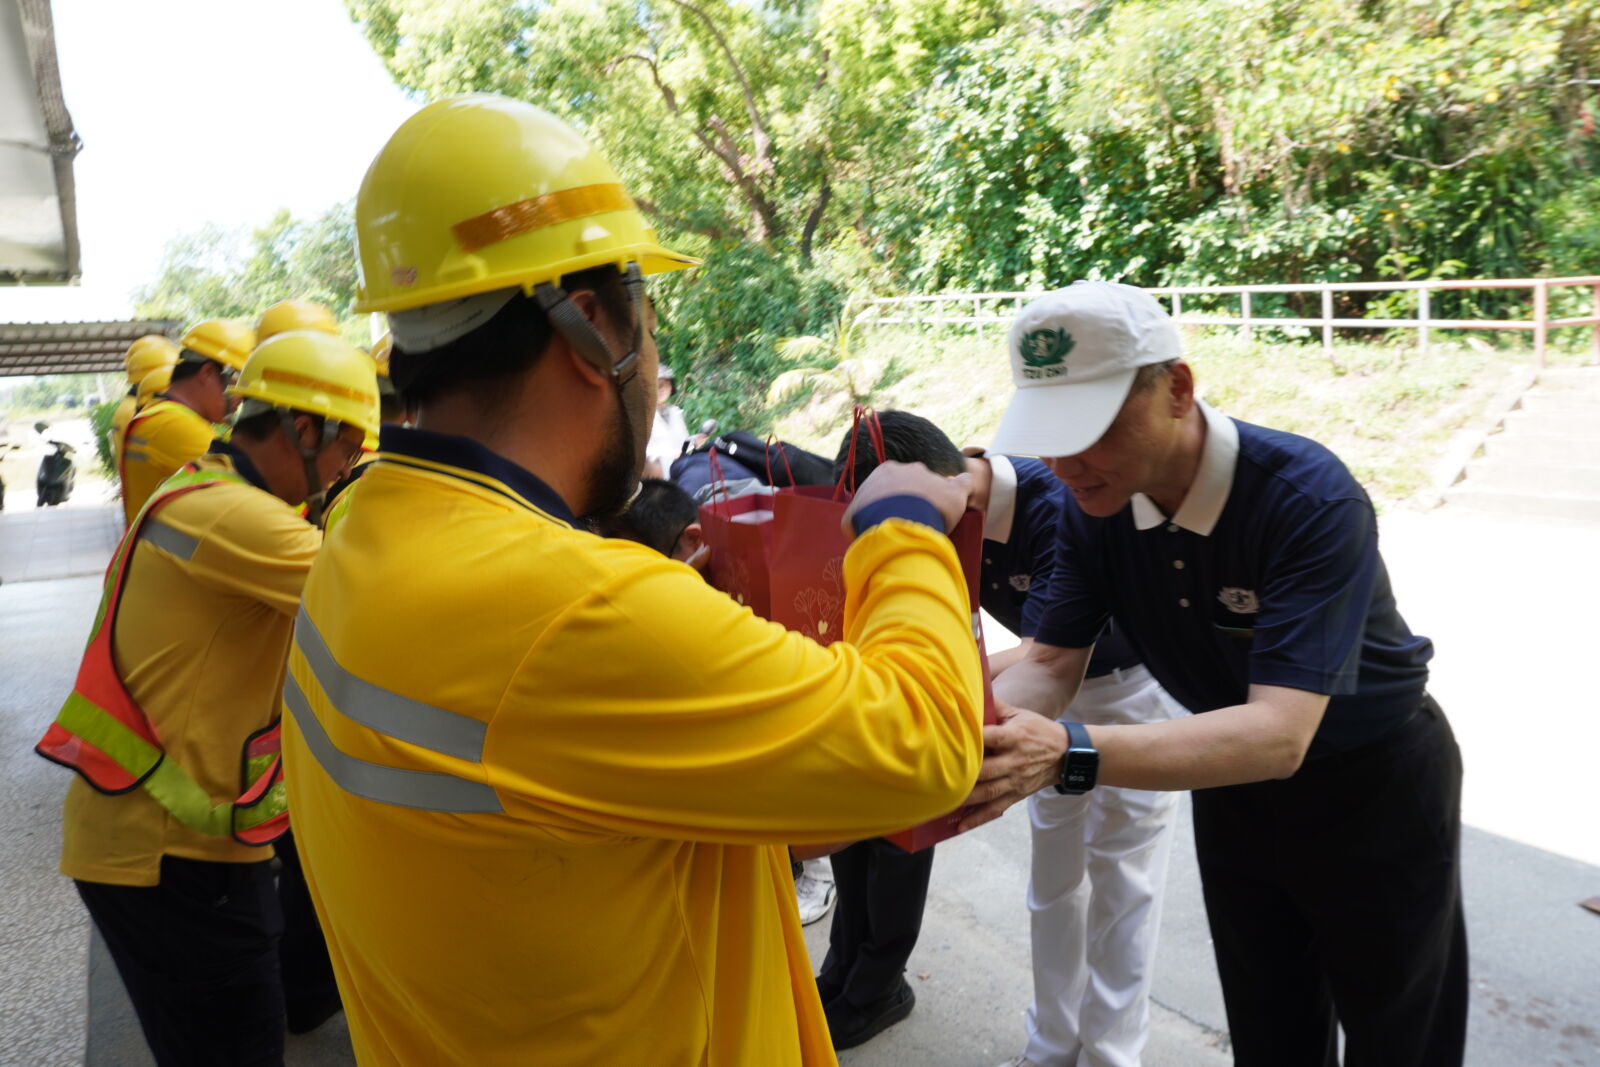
[{"xmin": 824, "ymin": 977, "xmax": 915, "ymax": 1051}]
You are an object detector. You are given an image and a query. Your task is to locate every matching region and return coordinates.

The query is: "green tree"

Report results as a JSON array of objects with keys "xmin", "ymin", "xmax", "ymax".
[{"xmin": 133, "ymin": 202, "xmax": 365, "ymax": 342}]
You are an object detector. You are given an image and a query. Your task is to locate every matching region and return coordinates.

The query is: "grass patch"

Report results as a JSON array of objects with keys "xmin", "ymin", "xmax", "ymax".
[{"xmin": 765, "ymin": 324, "xmax": 1560, "ymax": 506}]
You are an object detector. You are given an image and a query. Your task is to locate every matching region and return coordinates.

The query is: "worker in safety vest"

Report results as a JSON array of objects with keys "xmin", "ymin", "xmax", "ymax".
[
  {"xmin": 37, "ymin": 330, "xmax": 378, "ymax": 1066},
  {"xmin": 256, "ymin": 297, "xmax": 339, "ymax": 343},
  {"xmin": 110, "ymin": 336, "xmax": 180, "ymax": 465},
  {"xmin": 119, "ymin": 317, "xmax": 255, "ymax": 525},
  {"xmin": 280, "ymin": 93, "xmax": 984, "ymax": 1066}
]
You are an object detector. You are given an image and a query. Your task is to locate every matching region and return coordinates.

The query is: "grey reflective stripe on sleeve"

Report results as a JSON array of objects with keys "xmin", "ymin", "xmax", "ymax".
[
  {"xmin": 139, "ymin": 519, "xmax": 200, "ymax": 562},
  {"xmin": 283, "ymin": 671, "xmax": 503, "ymax": 814},
  {"xmin": 122, "ymin": 449, "xmax": 148, "ymax": 463},
  {"xmin": 294, "ymin": 606, "xmax": 488, "ymax": 762},
  {"xmin": 126, "ymin": 434, "xmax": 148, "ymax": 447}
]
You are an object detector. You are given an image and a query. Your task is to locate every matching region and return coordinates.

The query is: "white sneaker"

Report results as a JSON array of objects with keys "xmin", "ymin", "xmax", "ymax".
[{"xmin": 795, "ymin": 857, "xmax": 837, "ymax": 925}]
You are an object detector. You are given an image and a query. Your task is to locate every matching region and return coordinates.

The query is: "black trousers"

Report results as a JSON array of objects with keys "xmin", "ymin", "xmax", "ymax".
[
  {"xmin": 76, "ymin": 856, "xmax": 286, "ymax": 1067},
  {"xmin": 817, "ymin": 837, "xmax": 934, "ymax": 1006},
  {"xmin": 273, "ymin": 830, "xmax": 341, "ymax": 1024},
  {"xmin": 1192, "ymin": 695, "xmax": 1468, "ymax": 1067}
]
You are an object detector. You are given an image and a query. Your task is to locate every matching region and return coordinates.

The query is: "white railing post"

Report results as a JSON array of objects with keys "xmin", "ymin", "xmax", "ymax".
[
  {"xmin": 974, "ymin": 296, "xmax": 983, "ymax": 339},
  {"xmin": 1533, "ymin": 281, "xmax": 1548, "ymax": 369},
  {"xmin": 1171, "ymin": 292, "xmax": 1182, "ymax": 324},
  {"xmin": 1241, "ymin": 291, "xmax": 1253, "ymax": 344},
  {"xmin": 1321, "ymin": 289, "xmax": 1334, "ymax": 356},
  {"xmin": 1591, "ymin": 283, "xmax": 1600, "ymax": 364},
  {"xmin": 1418, "ymin": 287, "xmax": 1431, "ymax": 357}
]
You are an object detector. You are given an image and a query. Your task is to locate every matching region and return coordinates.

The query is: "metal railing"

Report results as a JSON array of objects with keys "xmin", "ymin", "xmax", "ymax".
[{"xmin": 847, "ymin": 276, "xmax": 1600, "ymax": 366}]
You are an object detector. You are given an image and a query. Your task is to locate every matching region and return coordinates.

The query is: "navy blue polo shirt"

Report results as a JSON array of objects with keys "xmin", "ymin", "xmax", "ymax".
[
  {"xmin": 1034, "ymin": 405, "xmax": 1432, "ymax": 757},
  {"xmin": 980, "ymin": 456, "xmax": 1139, "ymax": 677}
]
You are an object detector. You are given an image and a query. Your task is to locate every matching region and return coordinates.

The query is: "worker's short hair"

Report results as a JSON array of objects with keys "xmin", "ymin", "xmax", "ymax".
[
  {"xmin": 231, "ymin": 408, "xmax": 327, "ymax": 444},
  {"xmin": 391, "ymin": 265, "xmax": 634, "ymax": 411},
  {"xmin": 168, "ymin": 358, "xmax": 207, "ymax": 386},
  {"xmin": 832, "ymin": 410, "xmax": 966, "ymax": 489},
  {"xmin": 595, "ymin": 478, "xmax": 698, "ymax": 556}
]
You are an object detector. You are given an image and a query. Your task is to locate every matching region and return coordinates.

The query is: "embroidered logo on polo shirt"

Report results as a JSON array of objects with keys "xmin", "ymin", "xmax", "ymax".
[
  {"xmin": 1019, "ymin": 328, "xmax": 1073, "ymax": 380},
  {"xmin": 1217, "ymin": 587, "xmax": 1259, "ymax": 614},
  {"xmin": 1009, "ymin": 574, "xmax": 1031, "ymax": 592}
]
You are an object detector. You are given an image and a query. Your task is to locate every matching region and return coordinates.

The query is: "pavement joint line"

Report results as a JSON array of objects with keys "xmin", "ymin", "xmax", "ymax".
[{"xmin": 1149, "ymin": 995, "xmax": 1232, "ymax": 1049}]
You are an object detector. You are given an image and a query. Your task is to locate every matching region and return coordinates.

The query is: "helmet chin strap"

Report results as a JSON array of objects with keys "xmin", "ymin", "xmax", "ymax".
[
  {"xmin": 533, "ymin": 263, "xmax": 651, "ymax": 476},
  {"xmin": 277, "ymin": 410, "xmax": 342, "ymax": 527}
]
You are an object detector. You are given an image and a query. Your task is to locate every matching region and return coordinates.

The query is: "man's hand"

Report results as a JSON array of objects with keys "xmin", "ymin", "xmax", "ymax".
[
  {"xmin": 957, "ymin": 702, "xmax": 1068, "ymax": 832},
  {"xmin": 842, "ymin": 461, "xmax": 971, "ymax": 534}
]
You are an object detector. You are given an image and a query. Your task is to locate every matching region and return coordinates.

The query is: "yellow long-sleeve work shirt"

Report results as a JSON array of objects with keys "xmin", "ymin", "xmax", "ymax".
[
  {"xmin": 119, "ymin": 397, "xmax": 216, "ymax": 525},
  {"xmin": 281, "ymin": 426, "xmax": 985, "ymax": 1067},
  {"xmin": 61, "ymin": 447, "xmax": 321, "ymax": 886},
  {"xmin": 108, "ymin": 391, "xmax": 137, "ymax": 466}
]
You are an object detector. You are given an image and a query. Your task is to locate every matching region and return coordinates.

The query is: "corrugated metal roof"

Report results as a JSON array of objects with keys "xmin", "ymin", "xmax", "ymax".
[
  {"xmin": 0, "ymin": 320, "xmax": 180, "ymax": 376},
  {"xmin": 1, "ymin": 0, "xmax": 82, "ymax": 284}
]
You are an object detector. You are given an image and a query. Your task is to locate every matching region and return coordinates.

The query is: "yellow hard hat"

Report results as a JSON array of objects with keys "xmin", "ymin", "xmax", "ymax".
[
  {"xmin": 124, "ymin": 335, "xmax": 180, "ymax": 385},
  {"xmin": 136, "ymin": 361, "xmax": 176, "ymax": 402},
  {"xmin": 229, "ymin": 330, "xmax": 381, "ymax": 437},
  {"xmin": 353, "ymin": 94, "xmax": 699, "ymax": 314},
  {"xmin": 256, "ymin": 299, "xmax": 339, "ymax": 343},
  {"xmin": 179, "ymin": 318, "xmax": 256, "ymax": 371},
  {"xmin": 369, "ymin": 331, "xmax": 393, "ymax": 378}
]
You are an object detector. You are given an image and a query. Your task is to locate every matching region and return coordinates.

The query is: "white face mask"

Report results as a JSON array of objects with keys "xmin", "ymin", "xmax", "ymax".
[{"xmin": 681, "ymin": 542, "xmax": 709, "ymax": 570}]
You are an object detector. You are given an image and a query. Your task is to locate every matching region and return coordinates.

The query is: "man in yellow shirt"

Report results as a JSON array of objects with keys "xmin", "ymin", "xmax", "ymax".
[
  {"xmin": 282, "ymin": 94, "xmax": 985, "ymax": 1067},
  {"xmin": 119, "ymin": 317, "xmax": 254, "ymax": 524},
  {"xmin": 40, "ymin": 332, "xmax": 377, "ymax": 1066},
  {"xmin": 110, "ymin": 336, "xmax": 179, "ymax": 466}
]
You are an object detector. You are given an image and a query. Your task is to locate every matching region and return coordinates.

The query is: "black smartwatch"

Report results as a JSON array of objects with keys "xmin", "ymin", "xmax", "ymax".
[{"xmin": 1055, "ymin": 722, "xmax": 1099, "ymax": 795}]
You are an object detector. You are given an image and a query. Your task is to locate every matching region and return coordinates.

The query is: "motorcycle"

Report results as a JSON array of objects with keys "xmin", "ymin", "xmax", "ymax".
[{"xmin": 36, "ymin": 440, "xmax": 75, "ymax": 507}]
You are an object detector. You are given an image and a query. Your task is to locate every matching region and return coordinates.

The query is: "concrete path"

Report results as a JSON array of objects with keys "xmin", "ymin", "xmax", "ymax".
[{"xmin": 4, "ymin": 497, "xmax": 1599, "ymax": 1065}]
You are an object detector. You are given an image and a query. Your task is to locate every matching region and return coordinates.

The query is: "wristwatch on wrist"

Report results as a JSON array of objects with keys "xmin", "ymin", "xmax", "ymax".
[{"xmin": 1055, "ymin": 721, "xmax": 1099, "ymax": 795}]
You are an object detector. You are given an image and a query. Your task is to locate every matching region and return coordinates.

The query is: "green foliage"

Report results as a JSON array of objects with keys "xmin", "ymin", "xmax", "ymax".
[
  {"xmin": 89, "ymin": 398, "xmax": 119, "ymax": 479},
  {"xmin": 651, "ymin": 240, "xmax": 847, "ymax": 427},
  {"xmin": 133, "ymin": 202, "xmax": 367, "ymax": 343},
  {"xmin": 135, "ymin": 1, "xmax": 1600, "ymax": 430}
]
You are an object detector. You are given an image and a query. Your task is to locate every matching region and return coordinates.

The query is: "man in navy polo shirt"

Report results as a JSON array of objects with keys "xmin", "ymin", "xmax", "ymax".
[
  {"xmin": 967, "ymin": 282, "xmax": 1465, "ymax": 1066},
  {"xmin": 830, "ymin": 412, "xmax": 1183, "ymax": 1066}
]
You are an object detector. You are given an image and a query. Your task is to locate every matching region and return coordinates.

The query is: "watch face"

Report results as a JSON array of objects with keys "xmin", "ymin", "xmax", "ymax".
[{"xmin": 1060, "ymin": 749, "xmax": 1099, "ymax": 793}]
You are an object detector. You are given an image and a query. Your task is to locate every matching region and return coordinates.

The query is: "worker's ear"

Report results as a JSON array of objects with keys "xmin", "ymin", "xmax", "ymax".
[
  {"xmin": 1164, "ymin": 361, "xmax": 1196, "ymax": 419},
  {"xmin": 553, "ymin": 289, "xmax": 615, "ymax": 388},
  {"xmin": 676, "ymin": 522, "xmax": 708, "ymax": 572}
]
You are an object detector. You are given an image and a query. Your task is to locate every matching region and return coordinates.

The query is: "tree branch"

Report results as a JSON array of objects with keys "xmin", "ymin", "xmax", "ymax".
[
  {"xmin": 607, "ymin": 54, "xmax": 679, "ymax": 114},
  {"xmin": 800, "ymin": 174, "xmax": 831, "ymax": 263},
  {"xmin": 663, "ymin": 0, "xmax": 774, "ymax": 174},
  {"xmin": 1386, "ymin": 147, "xmax": 1490, "ymax": 171}
]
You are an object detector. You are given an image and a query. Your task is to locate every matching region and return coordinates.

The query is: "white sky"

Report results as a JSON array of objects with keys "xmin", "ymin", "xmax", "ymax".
[{"xmin": 0, "ymin": 0, "xmax": 418, "ymax": 325}]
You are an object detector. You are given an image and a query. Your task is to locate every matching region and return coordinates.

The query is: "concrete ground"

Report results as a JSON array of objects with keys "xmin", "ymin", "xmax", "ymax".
[{"xmin": 3, "ymin": 499, "xmax": 1599, "ymax": 1066}]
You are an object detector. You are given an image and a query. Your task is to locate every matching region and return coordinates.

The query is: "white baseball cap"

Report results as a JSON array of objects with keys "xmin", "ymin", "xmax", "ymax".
[{"xmin": 989, "ymin": 281, "xmax": 1181, "ymax": 458}]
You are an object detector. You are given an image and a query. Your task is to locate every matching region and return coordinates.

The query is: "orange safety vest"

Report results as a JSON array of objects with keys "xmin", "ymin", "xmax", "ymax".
[{"xmin": 35, "ymin": 466, "xmax": 289, "ymax": 846}]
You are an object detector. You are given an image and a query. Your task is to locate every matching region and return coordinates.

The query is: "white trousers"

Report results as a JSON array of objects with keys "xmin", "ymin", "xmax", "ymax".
[{"xmin": 1023, "ymin": 664, "xmax": 1184, "ymax": 1067}]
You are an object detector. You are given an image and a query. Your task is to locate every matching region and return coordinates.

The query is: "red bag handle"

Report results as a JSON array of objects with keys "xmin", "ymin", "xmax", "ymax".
[
  {"xmin": 764, "ymin": 433, "xmax": 797, "ymax": 488},
  {"xmin": 705, "ymin": 443, "xmax": 728, "ymax": 501},
  {"xmin": 835, "ymin": 406, "xmax": 886, "ymax": 501}
]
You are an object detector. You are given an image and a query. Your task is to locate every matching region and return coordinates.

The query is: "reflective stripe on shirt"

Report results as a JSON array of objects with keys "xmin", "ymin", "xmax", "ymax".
[
  {"xmin": 283, "ymin": 672, "xmax": 503, "ymax": 814},
  {"xmin": 138, "ymin": 519, "xmax": 200, "ymax": 562},
  {"xmin": 294, "ymin": 607, "xmax": 488, "ymax": 761}
]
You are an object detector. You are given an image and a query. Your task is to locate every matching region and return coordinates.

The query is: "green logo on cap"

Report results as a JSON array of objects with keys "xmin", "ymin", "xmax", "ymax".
[{"xmin": 1019, "ymin": 328, "xmax": 1074, "ymax": 379}]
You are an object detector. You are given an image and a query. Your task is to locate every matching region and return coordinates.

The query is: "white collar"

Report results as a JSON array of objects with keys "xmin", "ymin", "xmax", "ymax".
[
  {"xmin": 982, "ymin": 454, "xmax": 1018, "ymax": 544},
  {"xmin": 1130, "ymin": 401, "xmax": 1238, "ymax": 535}
]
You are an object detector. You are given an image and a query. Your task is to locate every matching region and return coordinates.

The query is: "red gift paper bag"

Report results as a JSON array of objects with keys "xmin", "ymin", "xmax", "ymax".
[{"xmin": 699, "ymin": 490, "xmax": 775, "ymax": 616}]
